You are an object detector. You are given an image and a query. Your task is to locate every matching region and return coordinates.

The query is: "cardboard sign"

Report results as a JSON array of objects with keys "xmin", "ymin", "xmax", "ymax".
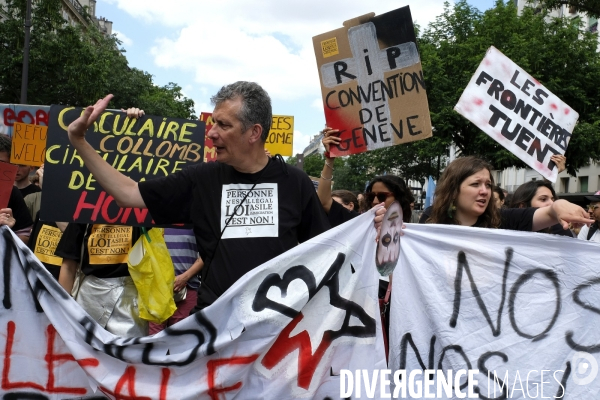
[
  {"xmin": 0, "ymin": 104, "xmax": 49, "ymax": 138},
  {"xmin": 199, "ymin": 112, "xmax": 217, "ymax": 162},
  {"xmin": 265, "ymin": 115, "xmax": 294, "ymax": 156},
  {"xmin": 0, "ymin": 161, "xmax": 18, "ymax": 209},
  {"xmin": 0, "ymin": 209, "xmax": 386, "ymax": 399},
  {"xmin": 389, "ymin": 223, "xmax": 600, "ymax": 399},
  {"xmin": 202, "ymin": 112, "xmax": 294, "ymax": 157},
  {"xmin": 455, "ymin": 46, "xmax": 578, "ymax": 182},
  {"xmin": 312, "ymin": 6, "xmax": 432, "ymax": 157},
  {"xmin": 41, "ymin": 106, "xmax": 205, "ymax": 226},
  {"xmin": 10, "ymin": 122, "xmax": 47, "ymax": 166}
]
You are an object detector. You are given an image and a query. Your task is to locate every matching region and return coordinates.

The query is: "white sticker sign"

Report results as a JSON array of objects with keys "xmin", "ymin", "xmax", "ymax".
[
  {"xmin": 221, "ymin": 183, "xmax": 279, "ymax": 239},
  {"xmin": 455, "ymin": 46, "xmax": 578, "ymax": 182}
]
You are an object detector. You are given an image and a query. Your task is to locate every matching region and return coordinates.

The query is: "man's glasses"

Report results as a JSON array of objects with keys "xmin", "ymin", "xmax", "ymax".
[
  {"xmin": 366, "ymin": 191, "xmax": 394, "ymax": 203},
  {"xmin": 589, "ymin": 205, "xmax": 600, "ymax": 211}
]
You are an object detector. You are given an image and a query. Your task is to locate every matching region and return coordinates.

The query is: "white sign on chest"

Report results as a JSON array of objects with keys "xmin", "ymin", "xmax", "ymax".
[{"xmin": 221, "ymin": 183, "xmax": 279, "ymax": 239}]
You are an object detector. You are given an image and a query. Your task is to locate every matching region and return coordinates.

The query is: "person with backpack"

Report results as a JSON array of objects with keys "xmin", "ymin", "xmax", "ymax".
[{"xmin": 577, "ymin": 191, "xmax": 600, "ymax": 243}]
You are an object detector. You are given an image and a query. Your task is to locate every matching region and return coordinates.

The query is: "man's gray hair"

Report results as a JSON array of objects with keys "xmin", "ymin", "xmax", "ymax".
[
  {"xmin": 0, "ymin": 134, "xmax": 11, "ymax": 154},
  {"xmin": 211, "ymin": 81, "xmax": 272, "ymax": 141}
]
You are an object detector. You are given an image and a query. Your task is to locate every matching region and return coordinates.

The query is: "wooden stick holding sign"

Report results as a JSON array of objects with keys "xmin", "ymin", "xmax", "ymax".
[
  {"xmin": 312, "ymin": 6, "xmax": 432, "ymax": 157},
  {"xmin": 10, "ymin": 122, "xmax": 47, "ymax": 166},
  {"xmin": 455, "ymin": 46, "xmax": 578, "ymax": 182},
  {"xmin": 0, "ymin": 161, "xmax": 18, "ymax": 209}
]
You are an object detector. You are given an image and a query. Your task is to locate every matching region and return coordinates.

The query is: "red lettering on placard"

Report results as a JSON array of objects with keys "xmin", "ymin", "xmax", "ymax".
[
  {"xmin": 73, "ymin": 191, "xmax": 152, "ymax": 225},
  {"xmin": 206, "ymin": 354, "xmax": 258, "ymax": 400}
]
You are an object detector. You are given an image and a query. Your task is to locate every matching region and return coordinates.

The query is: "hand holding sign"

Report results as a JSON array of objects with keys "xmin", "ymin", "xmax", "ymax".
[
  {"xmin": 0, "ymin": 208, "xmax": 15, "ymax": 228},
  {"xmin": 67, "ymin": 94, "xmax": 114, "ymax": 143}
]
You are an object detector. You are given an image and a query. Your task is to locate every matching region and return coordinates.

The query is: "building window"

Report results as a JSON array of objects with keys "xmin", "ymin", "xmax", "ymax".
[
  {"xmin": 531, "ymin": 177, "xmax": 537, "ymax": 181},
  {"xmin": 561, "ymin": 177, "xmax": 570, "ymax": 193},
  {"xmin": 580, "ymin": 176, "xmax": 589, "ymax": 192}
]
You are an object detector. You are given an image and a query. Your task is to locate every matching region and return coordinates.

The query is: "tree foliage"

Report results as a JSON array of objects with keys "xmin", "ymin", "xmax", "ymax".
[
  {"xmin": 420, "ymin": 0, "xmax": 600, "ymax": 176},
  {"xmin": 536, "ymin": 0, "xmax": 600, "ymax": 18},
  {"xmin": 0, "ymin": 0, "xmax": 196, "ymax": 119}
]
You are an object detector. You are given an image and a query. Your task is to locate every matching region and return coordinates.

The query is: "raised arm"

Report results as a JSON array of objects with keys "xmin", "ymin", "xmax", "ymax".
[
  {"xmin": 67, "ymin": 95, "xmax": 146, "ymax": 209},
  {"xmin": 316, "ymin": 128, "xmax": 340, "ymax": 213},
  {"xmin": 532, "ymin": 199, "xmax": 593, "ymax": 231}
]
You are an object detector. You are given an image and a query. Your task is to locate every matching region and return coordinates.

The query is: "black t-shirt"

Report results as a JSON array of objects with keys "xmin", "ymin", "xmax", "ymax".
[
  {"xmin": 138, "ymin": 158, "xmax": 330, "ymax": 298},
  {"xmin": 418, "ymin": 206, "xmax": 536, "ymax": 231},
  {"xmin": 19, "ymin": 184, "xmax": 41, "ymax": 198},
  {"xmin": 8, "ymin": 186, "xmax": 33, "ymax": 232},
  {"xmin": 55, "ymin": 223, "xmax": 140, "ymax": 278},
  {"xmin": 28, "ymin": 213, "xmax": 62, "ymax": 280},
  {"xmin": 328, "ymin": 199, "xmax": 359, "ymax": 227}
]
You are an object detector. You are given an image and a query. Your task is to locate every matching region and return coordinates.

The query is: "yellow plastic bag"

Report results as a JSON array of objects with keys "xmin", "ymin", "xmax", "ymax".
[{"xmin": 127, "ymin": 228, "xmax": 176, "ymax": 324}]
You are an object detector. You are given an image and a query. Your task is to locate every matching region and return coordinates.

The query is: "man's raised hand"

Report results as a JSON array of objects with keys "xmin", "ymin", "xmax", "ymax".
[{"xmin": 67, "ymin": 94, "xmax": 114, "ymax": 142}]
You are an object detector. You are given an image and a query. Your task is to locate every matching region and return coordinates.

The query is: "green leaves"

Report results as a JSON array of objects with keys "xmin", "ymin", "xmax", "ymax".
[{"xmin": 0, "ymin": 0, "xmax": 195, "ymax": 119}]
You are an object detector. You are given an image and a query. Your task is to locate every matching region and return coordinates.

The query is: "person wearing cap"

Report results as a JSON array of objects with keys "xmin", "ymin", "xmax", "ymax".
[{"xmin": 577, "ymin": 191, "xmax": 600, "ymax": 243}]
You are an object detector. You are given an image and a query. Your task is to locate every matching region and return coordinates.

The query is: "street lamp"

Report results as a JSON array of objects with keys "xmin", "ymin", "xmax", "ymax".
[{"xmin": 20, "ymin": 0, "xmax": 32, "ymax": 104}]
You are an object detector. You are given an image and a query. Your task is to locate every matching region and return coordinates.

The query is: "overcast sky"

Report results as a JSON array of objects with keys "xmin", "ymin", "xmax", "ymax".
[{"xmin": 99, "ymin": 0, "xmax": 497, "ymax": 155}]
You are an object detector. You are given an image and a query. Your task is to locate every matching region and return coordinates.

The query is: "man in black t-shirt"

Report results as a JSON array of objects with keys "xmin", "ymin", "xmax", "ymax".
[{"xmin": 64, "ymin": 82, "xmax": 371, "ymax": 311}]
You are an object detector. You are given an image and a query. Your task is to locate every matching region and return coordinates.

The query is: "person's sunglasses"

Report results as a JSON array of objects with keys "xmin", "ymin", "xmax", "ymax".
[{"xmin": 366, "ymin": 191, "xmax": 394, "ymax": 203}]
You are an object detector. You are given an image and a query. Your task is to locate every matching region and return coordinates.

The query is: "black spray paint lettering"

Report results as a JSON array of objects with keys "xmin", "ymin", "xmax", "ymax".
[
  {"xmin": 397, "ymin": 333, "xmax": 472, "ymax": 391},
  {"xmin": 566, "ymin": 277, "xmax": 600, "ymax": 352},
  {"xmin": 476, "ymin": 70, "xmax": 570, "ymax": 153},
  {"xmin": 253, "ymin": 253, "xmax": 376, "ymax": 340},
  {"xmin": 78, "ymin": 311, "xmax": 217, "ymax": 366},
  {"xmin": 451, "ymin": 248, "xmax": 563, "ymax": 341},
  {"xmin": 1, "ymin": 229, "xmax": 71, "ymax": 313},
  {"xmin": 450, "ymin": 248, "xmax": 513, "ymax": 336}
]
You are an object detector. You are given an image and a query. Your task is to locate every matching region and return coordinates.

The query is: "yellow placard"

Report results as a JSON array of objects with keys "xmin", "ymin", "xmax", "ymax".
[
  {"xmin": 34, "ymin": 225, "xmax": 63, "ymax": 266},
  {"xmin": 11, "ymin": 122, "xmax": 47, "ymax": 166},
  {"xmin": 321, "ymin": 37, "xmax": 340, "ymax": 58},
  {"xmin": 88, "ymin": 225, "xmax": 133, "ymax": 265},
  {"xmin": 265, "ymin": 115, "xmax": 294, "ymax": 156}
]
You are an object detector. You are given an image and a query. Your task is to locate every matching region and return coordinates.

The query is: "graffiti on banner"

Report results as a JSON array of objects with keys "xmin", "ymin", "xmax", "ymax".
[
  {"xmin": 455, "ymin": 46, "xmax": 578, "ymax": 182},
  {"xmin": 41, "ymin": 106, "xmax": 205, "ymax": 226},
  {"xmin": 0, "ymin": 208, "xmax": 385, "ymax": 399},
  {"xmin": 0, "ymin": 104, "xmax": 49, "ymax": 138},
  {"xmin": 312, "ymin": 6, "xmax": 433, "ymax": 157},
  {"xmin": 390, "ymin": 223, "xmax": 600, "ymax": 399}
]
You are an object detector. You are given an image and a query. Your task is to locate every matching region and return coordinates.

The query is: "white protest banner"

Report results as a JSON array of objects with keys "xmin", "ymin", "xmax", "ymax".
[
  {"xmin": 389, "ymin": 223, "xmax": 600, "ymax": 399},
  {"xmin": 0, "ymin": 210, "xmax": 386, "ymax": 399},
  {"xmin": 455, "ymin": 46, "xmax": 578, "ymax": 182}
]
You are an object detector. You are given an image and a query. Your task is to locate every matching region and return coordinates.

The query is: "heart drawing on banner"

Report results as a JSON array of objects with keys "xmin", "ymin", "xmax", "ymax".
[{"xmin": 252, "ymin": 265, "xmax": 318, "ymax": 318}]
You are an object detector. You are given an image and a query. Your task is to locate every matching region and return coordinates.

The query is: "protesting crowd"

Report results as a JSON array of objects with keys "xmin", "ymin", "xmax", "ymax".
[{"xmin": 0, "ymin": 80, "xmax": 595, "ymax": 349}]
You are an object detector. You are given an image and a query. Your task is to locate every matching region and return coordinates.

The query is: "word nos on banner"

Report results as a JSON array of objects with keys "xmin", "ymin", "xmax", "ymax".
[
  {"xmin": 0, "ymin": 208, "xmax": 386, "ymax": 399},
  {"xmin": 388, "ymin": 223, "xmax": 600, "ymax": 399},
  {"xmin": 201, "ymin": 112, "xmax": 294, "ymax": 156},
  {"xmin": 312, "ymin": 6, "xmax": 432, "ymax": 157},
  {"xmin": 10, "ymin": 122, "xmax": 47, "ymax": 167},
  {"xmin": 0, "ymin": 161, "xmax": 18, "ymax": 209},
  {"xmin": 0, "ymin": 103, "xmax": 49, "ymax": 138},
  {"xmin": 40, "ymin": 106, "xmax": 205, "ymax": 226},
  {"xmin": 455, "ymin": 46, "xmax": 578, "ymax": 182}
]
